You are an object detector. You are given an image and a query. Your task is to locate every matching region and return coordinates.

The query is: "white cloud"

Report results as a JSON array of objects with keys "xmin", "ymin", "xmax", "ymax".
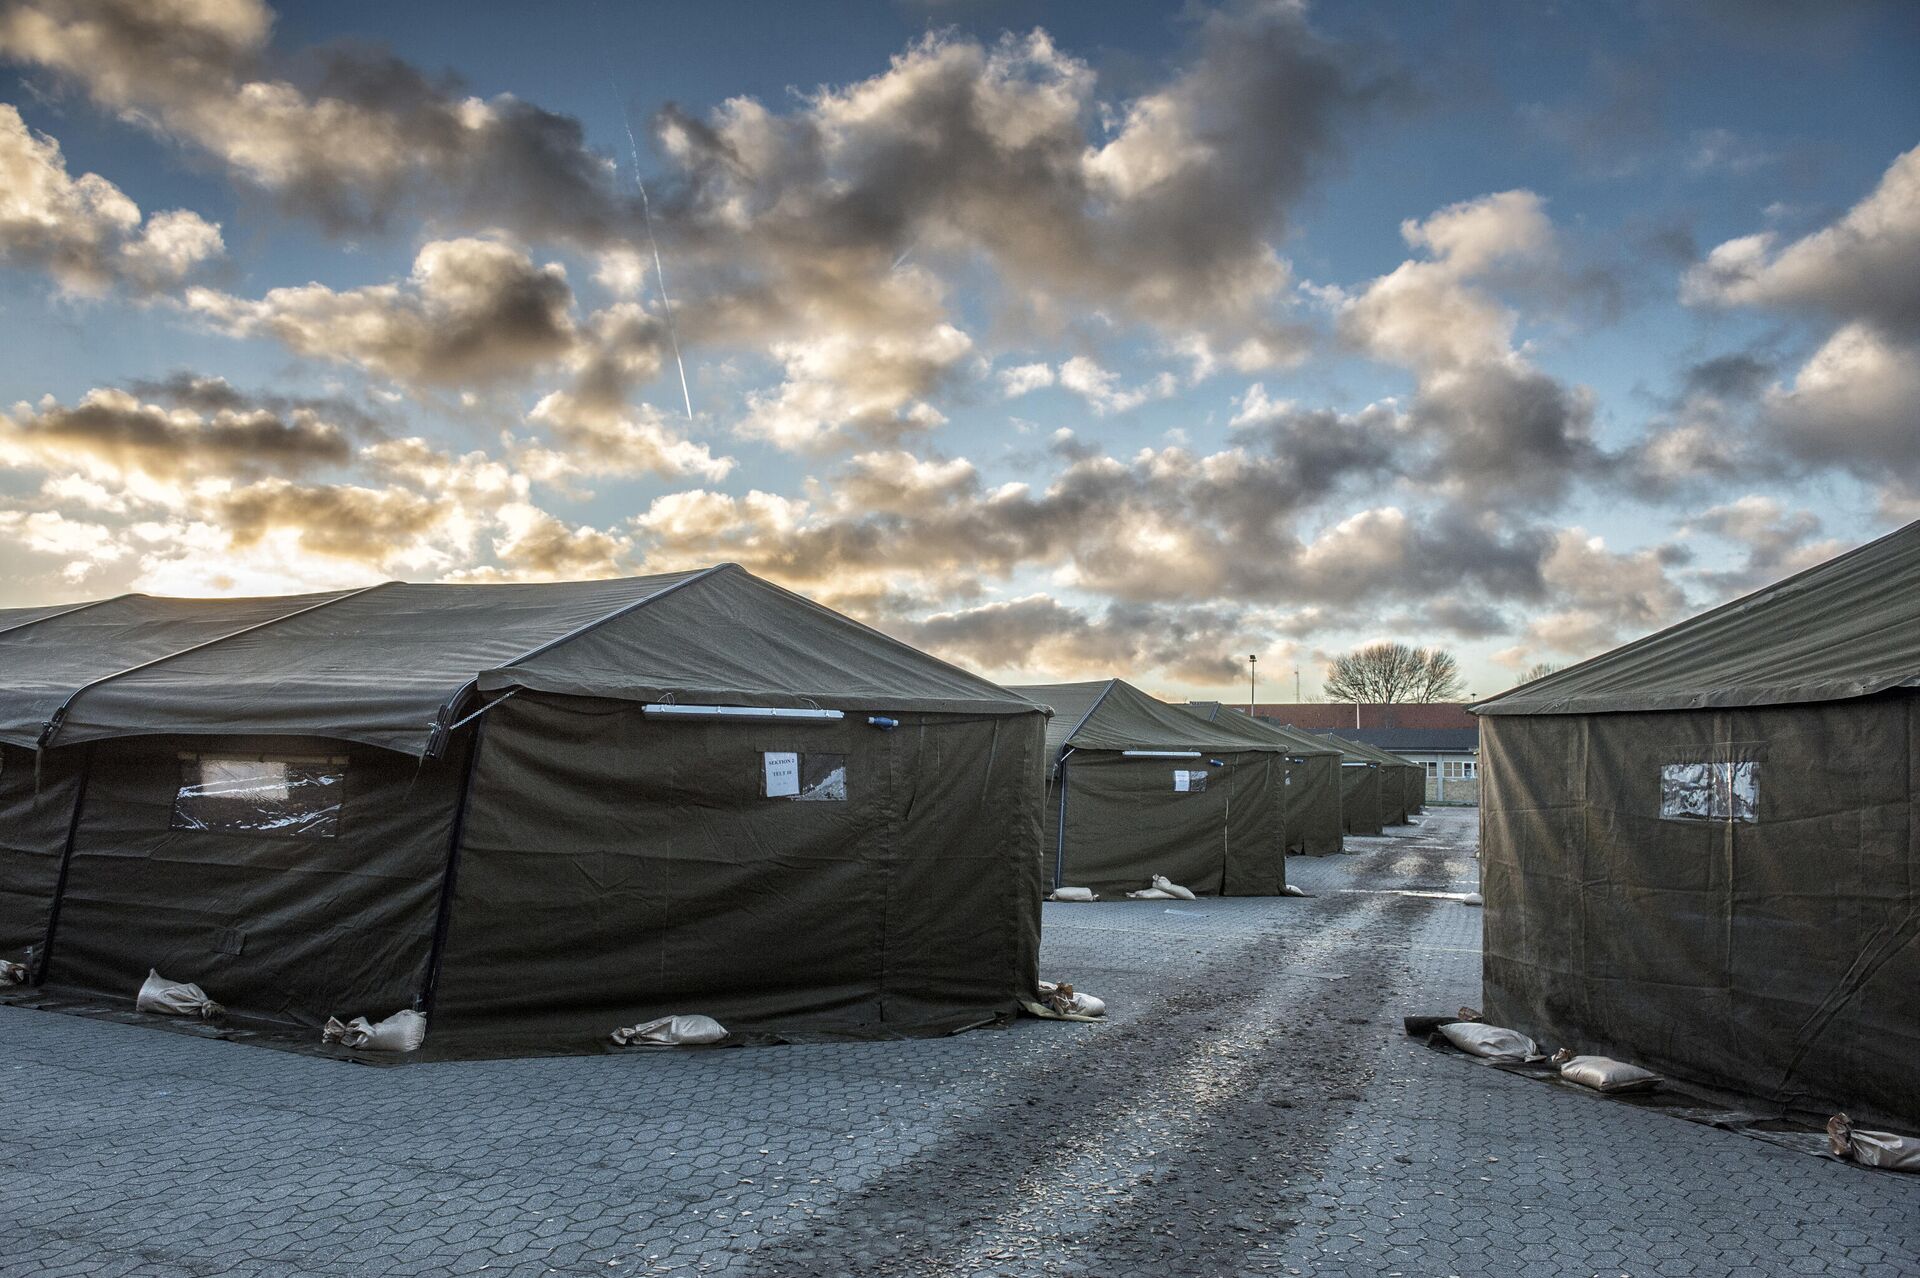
[{"xmin": 0, "ymin": 103, "xmax": 222, "ymax": 294}]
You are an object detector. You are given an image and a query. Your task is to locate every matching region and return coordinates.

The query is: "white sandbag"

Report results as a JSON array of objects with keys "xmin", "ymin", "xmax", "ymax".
[
  {"xmin": 1049, "ymin": 887, "xmax": 1099, "ymax": 902},
  {"xmin": 1438, "ymin": 1021, "xmax": 1540, "ymax": 1062},
  {"xmin": 1150, "ymin": 875, "xmax": 1197, "ymax": 901},
  {"xmin": 1281, "ymin": 884, "xmax": 1309, "ymax": 897},
  {"xmin": 1126, "ymin": 888, "xmax": 1175, "ymax": 900},
  {"xmin": 0, "ymin": 959, "xmax": 27, "ymax": 985},
  {"xmin": 136, "ymin": 969, "xmax": 223, "ymax": 1021},
  {"xmin": 610, "ymin": 1014, "xmax": 728, "ymax": 1047},
  {"xmin": 1554, "ymin": 1052, "xmax": 1661, "ymax": 1093},
  {"xmin": 1024, "ymin": 980, "xmax": 1105, "ymax": 1021},
  {"xmin": 322, "ymin": 1008, "xmax": 427, "ymax": 1053},
  {"xmin": 1461, "ymin": 891, "xmax": 1484, "ymax": 906},
  {"xmin": 1828, "ymin": 1114, "xmax": 1920, "ymax": 1171}
]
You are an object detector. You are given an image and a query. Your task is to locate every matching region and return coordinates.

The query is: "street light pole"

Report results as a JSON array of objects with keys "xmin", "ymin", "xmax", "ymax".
[{"xmin": 1247, "ymin": 654, "xmax": 1257, "ymax": 717}]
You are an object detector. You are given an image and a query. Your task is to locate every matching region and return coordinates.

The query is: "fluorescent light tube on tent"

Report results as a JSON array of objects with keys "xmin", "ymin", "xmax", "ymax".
[
  {"xmin": 641, "ymin": 705, "xmax": 844, "ymax": 723},
  {"xmin": 1122, "ymin": 750, "xmax": 1202, "ymax": 758}
]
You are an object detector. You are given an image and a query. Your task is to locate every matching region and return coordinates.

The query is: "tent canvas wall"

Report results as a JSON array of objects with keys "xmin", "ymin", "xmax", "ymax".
[
  {"xmin": 1474, "ymin": 520, "xmax": 1920, "ymax": 1127},
  {"xmin": 0, "ymin": 567, "xmax": 1046, "ymax": 1051},
  {"xmin": 1319, "ymin": 735, "xmax": 1419, "ymax": 827},
  {"xmin": 1184, "ymin": 703, "xmax": 1343, "ymax": 856},
  {"xmin": 1011, "ymin": 680, "xmax": 1290, "ymax": 897},
  {"xmin": 1335, "ymin": 760, "xmax": 1385, "ymax": 835}
]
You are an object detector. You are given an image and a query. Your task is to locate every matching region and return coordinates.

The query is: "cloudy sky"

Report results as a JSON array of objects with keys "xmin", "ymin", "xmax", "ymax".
[{"xmin": 1, "ymin": 0, "xmax": 1916, "ymax": 701}]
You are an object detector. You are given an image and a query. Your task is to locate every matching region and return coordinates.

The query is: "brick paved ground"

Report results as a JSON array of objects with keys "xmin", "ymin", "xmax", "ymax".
[{"xmin": 3, "ymin": 807, "xmax": 1915, "ymax": 1276}]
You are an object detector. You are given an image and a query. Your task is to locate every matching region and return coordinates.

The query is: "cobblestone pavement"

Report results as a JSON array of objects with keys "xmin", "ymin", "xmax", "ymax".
[{"xmin": 3, "ymin": 807, "xmax": 1915, "ymax": 1276}]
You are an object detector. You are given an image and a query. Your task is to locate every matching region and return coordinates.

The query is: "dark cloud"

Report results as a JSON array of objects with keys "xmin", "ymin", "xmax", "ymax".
[
  {"xmin": 0, "ymin": 0, "xmax": 637, "ymax": 245},
  {"xmin": 897, "ymin": 595, "xmax": 1254, "ymax": 685},
  {"xmin": 211, "ymin": 478, "xmax": 440, "ymax": 560},
  {"xmin": 1, "ymin": 384, "xmax": 351, "ymax": 480},
  {"xmin": 1410, "ymin": 361, "xmax": 1606, "ymax": 506},
  {"xmin": 655, "ymin": 4, "xmax": 1394, "ymax": 365},
  {"xmin": 128, "ymin": 372, "xmax": 385, "ymax": 437},
  {"xmin": 188, "ymin": 237, "xmax": 577, "ymax": 387},
  {"xmin": 1680, "ymin": 351, "xmax": 1774, "ymax": 401},
  {"xmin": 1421, "ymin": 597, "xmax": 1509, "ymax": 639}
]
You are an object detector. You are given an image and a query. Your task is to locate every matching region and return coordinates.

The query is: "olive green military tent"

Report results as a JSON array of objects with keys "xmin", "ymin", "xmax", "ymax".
[
  {"xmin": 0, "ymin": 567, "xmax": 1047, "ymax": 1052},
  {"xmin": 1296, "ymin": 733, "xmax": 1385, "ymax": 835},
  {"xmin": 1010, "ymin": 680, "xmax": 1292, "ymax": 898},
  {"xmin": 1474, "ymin": 519, "xmax": 1920, "ymax": 1127},
  {"xmin": 1184, "ymin": 703, "xmax": 1343, "ymax": 856},
  {"xmin": 1316, "ymin": 734, "xmax": 1418, "ymax": 827}
]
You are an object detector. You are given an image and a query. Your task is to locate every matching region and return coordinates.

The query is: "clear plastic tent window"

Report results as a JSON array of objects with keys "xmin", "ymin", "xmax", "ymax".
[
  {"xmin": 1659, "ymin": 761, "xmax": 1758, "ymax": 822},
  {"xmin": 1174, "ymin": 769, "xmax": 1208, "ymax": 793},
  {"xmin": 170, "ymin": 754, "xmax": 348, "ymax": 838}
]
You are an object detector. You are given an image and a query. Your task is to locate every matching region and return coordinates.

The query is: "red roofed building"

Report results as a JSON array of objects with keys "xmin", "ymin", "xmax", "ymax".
[
  {"xmin": 1245, "ymin": 703, "xmax": 1481, "ymax": 804},
  {"xmin": 1244, "ymin": 703, "xmax": 1477, "ymax": 731}
]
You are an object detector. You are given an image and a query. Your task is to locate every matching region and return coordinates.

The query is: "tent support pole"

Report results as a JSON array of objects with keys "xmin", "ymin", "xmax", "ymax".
[
  {"xmin": 419, "ymin": 717, "xmax": 487, "ymax": 1023},
  {"xmin": 0, "ymin": 594, "xmax": 131, "ymax": 639},
  {"xmin": 1052, "ymin": 748, "xmax": 1074, "ymax": 891},
  {"xmin": 32, "ymin": 742, "xmax": 95, "ymax": 986}
]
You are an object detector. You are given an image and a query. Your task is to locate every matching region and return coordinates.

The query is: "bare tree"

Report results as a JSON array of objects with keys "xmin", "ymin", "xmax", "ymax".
[
  {"xmin": 1518, "ymin": 661, "xmax": 1559, "ymax": 683},
  {"xmin": 1324, "ymin": 642, "xmax": 1467, "ymax": 703}
]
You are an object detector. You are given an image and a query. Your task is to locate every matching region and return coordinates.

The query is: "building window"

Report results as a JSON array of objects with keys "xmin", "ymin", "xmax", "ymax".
[
  {"xmin": 171, "ymin": 754, "xmax": 348, "ymax": 839},
  {"xmin": 1443, "ymin": 759, "xmax": 1476, "ymax": 780},
  {"xmin": 1424, "ymin": 761, "xmax": 1439, "ymax": 781}
]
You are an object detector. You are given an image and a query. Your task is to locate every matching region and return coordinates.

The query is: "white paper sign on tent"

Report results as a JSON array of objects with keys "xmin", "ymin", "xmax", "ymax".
[
  {"xmin": 1173, "ymin": 770, "xmax": 1190, "ymax": 792},
  {"xmin": 763, "ymin": 752, "xmax": 800, "ymax": 797}
]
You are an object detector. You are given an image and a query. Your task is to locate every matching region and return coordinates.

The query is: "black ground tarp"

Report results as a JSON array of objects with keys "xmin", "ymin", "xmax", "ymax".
[
  {"xmin": 1011, "ymin": 680, "xmax": 1290, "ymax": 897},
  {"xmin": 1474, "ymin": 520, "xmax": 1920, "ymax": 1127},
  {"xmin": 0, "ymin": 566, "xmax": 1047, "ymax": 1049}
]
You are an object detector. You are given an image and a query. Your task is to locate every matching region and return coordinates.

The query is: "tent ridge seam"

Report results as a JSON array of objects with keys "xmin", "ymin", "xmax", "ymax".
[
  {"xmin": 422, "ymin": 564, "xmax": 733, "ymax": 757},
  {"xmin": 0, "ymin": 593, "xmax": 136, "ymax": 640},
  {"xmin": 33, "ymin": 581, "xmax": 397, "ymax": 750}
]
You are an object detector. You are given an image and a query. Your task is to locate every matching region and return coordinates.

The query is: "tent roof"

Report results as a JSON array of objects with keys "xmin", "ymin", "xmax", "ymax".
[
  {"xmin": 0, "ymin": 590, "xmax": 357, "ymax": 748},
  {"xmin": 0, "ymin": 598, "xmax": 115, "ymax": 636},
  {"xmin": 0, "ymin": 565, "xmax": 1040, "ymax": 756},
  {"xmin": 1475, "ymin": 518, "xmax": 1920, "ymax": 717},
  {"xmin": 1290, "ymin": 730, "xmax": 1380, "ymax": 766},
  {"xmin": 1009, "ymin": 680, "xmax": 1290, "ymax": 764},
  {"xmin": 1183, "ymin": 702, "xmax": 1341, "ymax": 757},
  {"xmin": 1312, "ymin": 732, "xmax": 1417, "ymax": 768}
]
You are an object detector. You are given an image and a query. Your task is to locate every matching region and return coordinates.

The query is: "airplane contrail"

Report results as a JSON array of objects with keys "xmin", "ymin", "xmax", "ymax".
[{"xmin": 616, "ymin": 93, "xmax": 694, "ymax": 423}]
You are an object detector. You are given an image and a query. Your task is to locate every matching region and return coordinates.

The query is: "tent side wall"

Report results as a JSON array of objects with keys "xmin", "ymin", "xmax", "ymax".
[
  {"xmin": 1289, "ymin": 752, "xmax": 1343, "ymax": 856},
  {"xmin": 1339, "ymin": 765, "xmax": 1384, "ymax": 835},
  {"xmin": 1481, "ymin": 695, "xmax": 1920, "ymax": 1128},
  {"xmin": 1380, "ymin": 766, "xmax": 1410, "ymax": 826},
  {"xmin": 1044, "ymin": 749, "xmax": 1284, "ymax": 896},
  {"xmin": 1402, "ymin": 764, "xmax": 1426, "ymax": 816},
  {"xmin": 432, "ymin": 694, "xmax": 1045, "ymax": 1043},
  {"xmin": 41, "ymin": 733, "xmax": 468, "ymax": 1025},
  {"xmin": 0, "ymin": 743, "xmax": 84, "ymax": 964}
]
